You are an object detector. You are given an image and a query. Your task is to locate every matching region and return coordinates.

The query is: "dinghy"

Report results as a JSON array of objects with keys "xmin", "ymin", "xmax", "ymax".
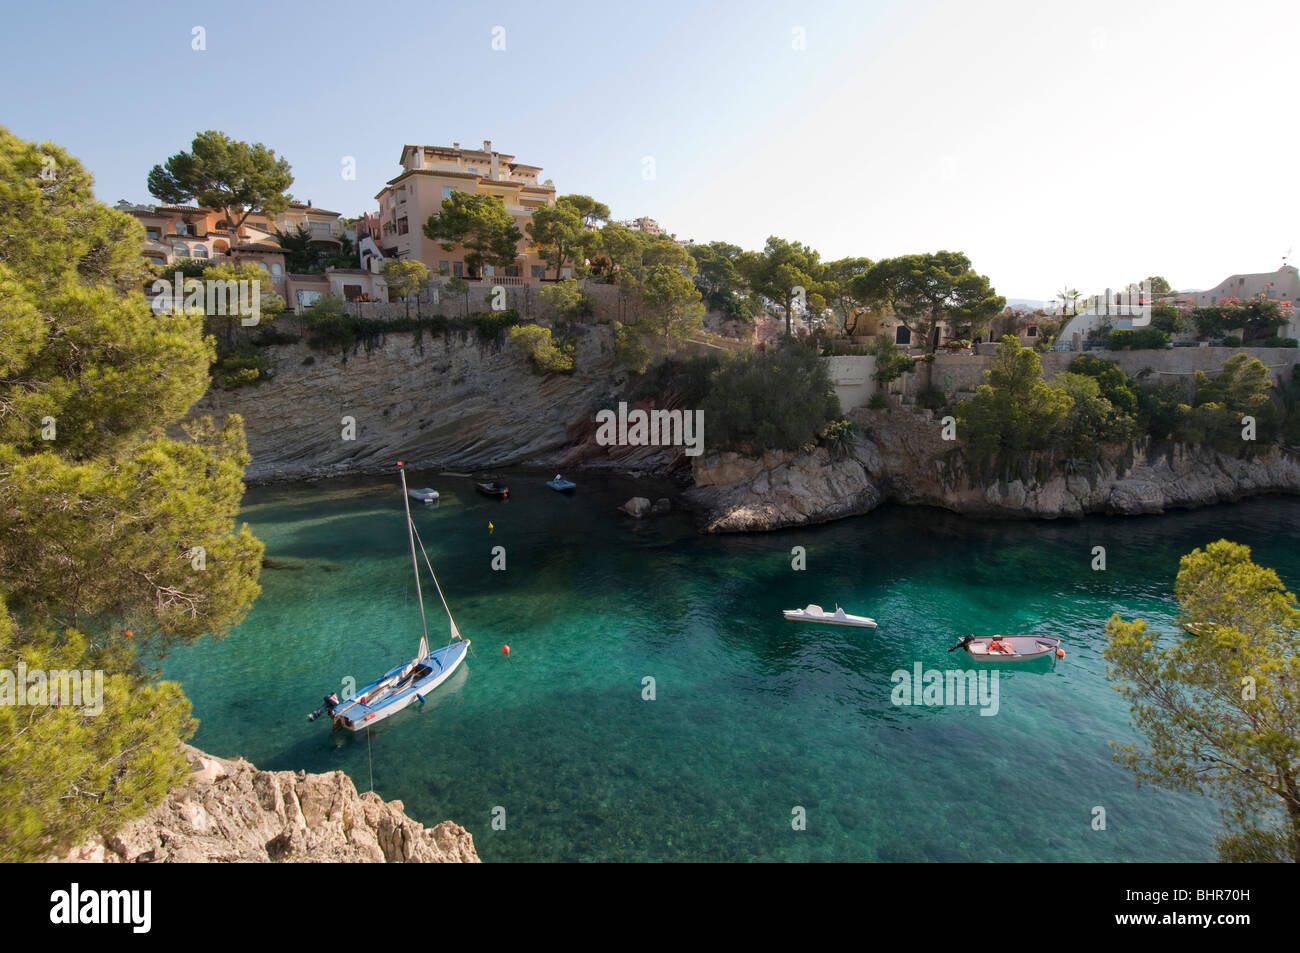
[
  {"xmin": 308, "ymin": 462, "xmax": 470, "ymax": 732},
  {"xmin": 408, "ymin": 487, "xmax": 439, "ymax": 503},
  {"xmin": 476, "ymin": 481, "xmax": 509, "ymax": 498},
  {"xmin": 782, "ymin": 604, "xmax": 877, "ymax": 628},
  {"xmin": 546, "ymin": 474, "xmax": 576, "ymax": 492},
  {"xmin": 951, "ymin": 635, "xmax": 1062, "ymax": 662}
]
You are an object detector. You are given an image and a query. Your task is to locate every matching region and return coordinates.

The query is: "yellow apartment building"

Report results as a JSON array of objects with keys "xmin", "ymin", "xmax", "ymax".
[{"xmin": 373, "ymin": 140, "xmax": 557, "ymax": 284}]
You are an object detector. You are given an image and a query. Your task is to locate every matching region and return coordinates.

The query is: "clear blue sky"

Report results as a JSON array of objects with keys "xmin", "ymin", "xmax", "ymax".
[{"xmin": 3, "ymin": 0, "xmax": 1296, "ymax": 299}]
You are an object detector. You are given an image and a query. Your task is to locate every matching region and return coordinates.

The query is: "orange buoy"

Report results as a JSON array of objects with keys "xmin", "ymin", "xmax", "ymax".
[
  {"xmin": 502, "ymin": 645, "xmax": 510, "ymax": 656},
  {"xmin": 397, "ymin": 460, "xmax": 404, "ymax": 466},
  {"xmin": 125, "ymin": 629, "xmax": 133, "ymax": 639},
  {"xmin": 1056, "ymin": 649, "xmax": 1065, "ymax": 658}
]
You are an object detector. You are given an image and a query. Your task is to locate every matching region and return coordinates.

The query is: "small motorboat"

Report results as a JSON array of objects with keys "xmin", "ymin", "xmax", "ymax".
[
  {"xmin": 408, "ymin": 487, "xmax": 439, "ymax": 503},
  {"xmin": 476, "ymin": 481, "xmax": 509, "ymax": 498},
  {"xmin": 546, "ymin": 474, "xmax": 576, "ymax": 492},
  {"xmin": 951, "ymin": 634, "xmax": 1063, "ymax": 661},
  {"xmin": 782, "ymin": 604, "xmax": 877, "ymax": 628}
]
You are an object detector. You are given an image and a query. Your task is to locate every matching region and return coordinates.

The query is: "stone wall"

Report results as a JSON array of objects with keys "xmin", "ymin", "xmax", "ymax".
[{"xmin": 824, "ymin": 355, "xmax": 878, "ymax": 411}]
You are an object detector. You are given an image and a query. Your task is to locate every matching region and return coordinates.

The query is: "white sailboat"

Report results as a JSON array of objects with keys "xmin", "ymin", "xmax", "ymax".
[{"xmin": 308, "ymin": 462, "xmax": 470, "ymax": 731}]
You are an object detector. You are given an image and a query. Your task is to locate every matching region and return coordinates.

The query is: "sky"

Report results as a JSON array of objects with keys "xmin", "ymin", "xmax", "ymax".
[{"xmin": 2, "ymin": 0, "xmax": 1296, "ymax": 301}]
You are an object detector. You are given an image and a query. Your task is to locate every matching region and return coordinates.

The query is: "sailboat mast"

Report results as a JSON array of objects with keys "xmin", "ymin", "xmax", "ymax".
[{"xmin": 397, "ymin": 463, "xmax": 430, "ymax": 658}]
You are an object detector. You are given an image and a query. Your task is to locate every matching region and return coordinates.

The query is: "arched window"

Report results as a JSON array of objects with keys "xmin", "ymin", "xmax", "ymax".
[
  {"xmin": 192, "ymin": 245, "xmax": 209, "ymax": 259},
  {"xmin": 270, "ymin": 263, "xmax": 283, "ymax": 276},
  {"xmin": 895, "ymin": 325, "xmax": 911, "ymax": 345},
  {"xmin": 173, "ymin": 243, "xmax": 189, "ymax": 258}
]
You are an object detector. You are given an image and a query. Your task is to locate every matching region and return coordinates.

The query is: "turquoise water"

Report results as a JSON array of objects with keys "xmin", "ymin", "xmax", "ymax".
[{"xmin": 161, "ymin": 474, "xmax": 1300, "ymax": 862}]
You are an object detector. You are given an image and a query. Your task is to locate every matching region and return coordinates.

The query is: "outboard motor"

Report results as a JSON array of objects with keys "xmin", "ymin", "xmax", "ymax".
[{"xmin": 306, "ymin": 693, "xmax": 340, "ymax": 722}]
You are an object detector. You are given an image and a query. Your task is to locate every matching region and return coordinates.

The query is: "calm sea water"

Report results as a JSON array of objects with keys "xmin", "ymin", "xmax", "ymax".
[{"xmin": 160, "ymin": 473, "xmax": 1300, "ymax": 862}]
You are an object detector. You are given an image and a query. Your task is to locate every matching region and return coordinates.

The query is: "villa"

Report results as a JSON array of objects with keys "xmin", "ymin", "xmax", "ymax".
[{"xmin": 369, "ymin": 140, "xmax": 558, "ymax": 283}]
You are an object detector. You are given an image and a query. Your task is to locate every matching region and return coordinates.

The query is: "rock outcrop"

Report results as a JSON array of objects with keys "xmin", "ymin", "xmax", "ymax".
[
  {"xmin": 58, "ymin": 746, "xmax": 479, "ymax": 863},
  {"xmin": 684, "ymin": 446, "xmax": 882, "ymax": 533},
  {"xmin": 682, "ymin": 406, "xmax": 1300, "ymax": 532}
]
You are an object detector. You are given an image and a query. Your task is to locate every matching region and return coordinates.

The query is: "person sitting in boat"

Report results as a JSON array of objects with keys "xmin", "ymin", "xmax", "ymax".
[{"xmin": 988, "ymin": 638, "xmax": 1015, "ymax": 656}]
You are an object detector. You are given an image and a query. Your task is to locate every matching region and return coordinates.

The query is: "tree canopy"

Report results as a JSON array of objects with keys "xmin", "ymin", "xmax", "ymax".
[
  {"xmin": 735, "ymin": 236, "xmax": 823, "ymax": 337},
  {"xmin": 853, "ymin": 251, "xmax": 1004, "ymax": 353},
  {"xmin": 423, "ymin": 191, "xmax": 522, "ymax": 277},
  {"xmin": 1105, "ymin": 540, "xmax": 1300, "ymax": 862},
  {"xmin": 0, "ymin": 127, "xmax": 264, "ymax": 858},
  {"xmin": 147, "ymin": 130, "xmax": 293, "ymax": 232}
]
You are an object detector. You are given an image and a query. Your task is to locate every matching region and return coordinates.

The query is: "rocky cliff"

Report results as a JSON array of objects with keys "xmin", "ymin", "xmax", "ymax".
[
  {"xmin": 57, "ymin": 746, "xmax": 479, "ymax": 863},
  {"xmin": 683, "ymin": 405, "xmax": 1300, "ymax": 532},
  {"xmin": 192, "ymin": 326, "xmax": 626, "ymax": 482}
]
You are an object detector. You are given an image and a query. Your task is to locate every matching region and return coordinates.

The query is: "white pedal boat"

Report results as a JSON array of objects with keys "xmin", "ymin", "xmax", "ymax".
[
  {"xmin": 408, "ymin": 487, "xmax": 439, "ymax": 503},
  {"xmin": 782, "ymin": 603, "xmax": 877, "ymax": 628}
]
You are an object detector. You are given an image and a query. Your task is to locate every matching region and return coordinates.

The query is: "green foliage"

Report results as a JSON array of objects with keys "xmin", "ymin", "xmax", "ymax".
[
  {"xmin": 509, "ymin": 324, "xmax": 574, "ymax": 374},
  {"xmin": 383, "ymin": 259, "xmax": 431, "ymax": 315},
  {"xmin": 540, "ymin": 278, "xmax": 592, "ymax": 321},
  {"xmin": 1104, "ymin": 540, "xmax": 1300, "ymax": 862},
  {"xmin": 1068, "ymin": 355, "xmax": 1139, "ymax": 416},
  {"xmin": 872, "ymin": 337, "xmax": 915, "ymax": 386},
  {"xmin": 473, "ymin": 308, "xmax": 521, "ymax": 341},
  {"xmin": 1263, "ymin": 337, "xmax": 1298, "ymax": 348},
  {"xmin": 1181, "ymin": 353, "xmax": 1279, "ymax": 452},
  {"xmin": 915, "ymin": 386, "xmax": 949, "ymax": 412},
  {"xmin": 1050, "ymin": 371, "xmax": 1137, "ymax": 460},
  {"xmin": 527, "ymin": 198, "xmax": 598, "ymax": 279},
  {"xmin": 1105, "ymin": 327, "xmax": 1170, "ymax": 350},
  {"xmin": 817, "ymin": 418, "xmax": 857, "ymax": 460},
  {"xmin": 1137, "ymin": 380, "xmax": 1189, "ymax": 441},
  {"xmin": 423, "ymin": 192, "xmax": 522, "ymax": 276},
  {"xmin": 1150, "ymin": 302, "xmax": 1186, "ymax": 335},
  {"xmin": 1222, "ymin": 335, "xmax": 1242, "ymax": 347},
  {"xmin": 147, "ymin": 130, "xmax": 293, "ymax": 232},
  {"xmin": 854, "ymin": 251, "xmax": 1004, "ymax": 354},
  {"xmin": 867, "ymin": 392, "xmax": 888, "ymax": 410},
  {"xmin": 0, "ymin": 596, "xmax": 197, "ymax": 861},
  {"xmin": 734, "ymin": 236, "xmax": 823, "ymax": 336},
  {"xmin": 212, "ymin": 347, "xmax": 269, "ymax": 388},
  {"xmin": 702, "ymin": 341, "xmax": 841, "ymax": 452},
  {"xmin": 630, "ymin": 354, "xmax": 723, "ymax": 405},
  {"xmin": 272, "ymin": 224, "xmax": 356, "ymax": 274},
  {"xmin": 954, "ymin": 336, "xmax": 1072, "ymax": 473},
  {"xmin": 0, "ymin": 128, "xmax": 264, "ymax": 855},
  {"xmin": 613, "ymin": 321, "xmax": 653, "ymax": 374},
  {"xmin": 1145, "ymin": 276, "xmax": 1173, "ymax": 295}
]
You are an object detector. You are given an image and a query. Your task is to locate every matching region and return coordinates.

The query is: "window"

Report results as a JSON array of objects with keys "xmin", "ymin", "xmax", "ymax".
[
  {"xmin": 560, "ymin": 267, "xmax": 572, "ymax": 279},
  {"xmin": 309, "ymin": 220, "xmax": 333, "ymax": 237},
  {"xmin": 270, "ymin": 263, "xmax": 283, "ymax": 276},
  {"xmin": 192, "ymin": 246, "xmax": 209, "ymax": 259},
  {"xmin": 1026, "ymin": 325, "xmax": 1037, "ymax": 337},
  {"xmin": 483, "ymin": 264, "xmax": 495, "ymax": 277},
  {"xmin": 531, "ymin": 265, "xmax": 545, "ymax": 279},
  {"xmin": 174, "ymin": 243, "xmax": 189, "ymax": 258},
  {"xmin": 343, "ymin": 284, "xmax": 363, "ymax": 302},
  {"xmin": 397, "ymin": 217, "xmax": 409, "ymax": 235},
  {"xmin": 439, "ymin": 260, "xmax": 450, "ymax": 275},
  {"xmin": 895, "ymin": 325, "xmax": 911, "ymax": 345},
  {"xmin": 147, "ymin": 256, "xmax": 165, "ymax": 266},
  {"xmin": 468, "ymin": 167, "xmax": 479, "ymax": 174},
  {"xmin": 145, "ymin": 227, "xmax": 160, "ymax": 240},
  {"xmin": 505, "ymin": 265, "xmax": 520, "ymax": 278},
  {"xmin": 297, "ymin": 290, "xmax": 322, "ymax": 308},
  {"xmin": 452, "ymin": 262, "xmax": 464, "ymax": 277},
  {"xmin": 443, "ymin": 186, "xmax": 453, "ymax": 199}
]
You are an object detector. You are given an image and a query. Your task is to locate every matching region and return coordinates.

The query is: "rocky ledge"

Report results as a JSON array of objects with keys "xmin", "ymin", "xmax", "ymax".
[
  {"xmin": 682, "ymin": 406, "xmax": 1300, "ymax": 532},
  {"xmin": 683, "ymin": 446, "xmax": 882, "ymax": 533},
  {"xmin": 57, "ymin": 746, "xmax": 479, "ymax": 863}
]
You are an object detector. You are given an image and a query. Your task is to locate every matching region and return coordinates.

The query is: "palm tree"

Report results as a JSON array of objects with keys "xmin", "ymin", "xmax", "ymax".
[{"xmin": 1056, "ymin": 286, "xmax": 1081, "ymax": 316}]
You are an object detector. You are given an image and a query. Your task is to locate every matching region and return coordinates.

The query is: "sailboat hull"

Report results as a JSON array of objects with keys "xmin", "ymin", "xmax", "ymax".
[{"xmin": 332, "ymin": 639, "xmax": 470, "ymax": 731}]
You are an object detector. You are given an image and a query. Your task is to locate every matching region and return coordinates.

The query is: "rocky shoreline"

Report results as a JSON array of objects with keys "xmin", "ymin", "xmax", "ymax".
[
  {"xmin": 680, "ymin": 406, "xmax": 1300, "ymax": 532},
  {"xmin": 57, "ymin": 746, "xmax": 479, "ymax": 863}
]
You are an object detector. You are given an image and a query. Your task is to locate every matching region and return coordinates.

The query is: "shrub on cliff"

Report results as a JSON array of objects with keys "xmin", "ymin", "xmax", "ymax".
[
  {"xmin": 0, "ymin": 127, "xmax": 263, "ymax": 858},
  {"xmin": 702, "ymin": 340, "xmax": 841, "ymax": 453},
  {"xmin": 1105, "ymin": 328, "xmax": 1170, "ymax": 350},
  {"xmin": 510, "ymin": 323, "xmax": 574, "ymax": 374}
]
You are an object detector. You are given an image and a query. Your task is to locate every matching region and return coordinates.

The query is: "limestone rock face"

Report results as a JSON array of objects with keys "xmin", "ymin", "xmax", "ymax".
[
  {"xmin": 57, "ymin": 747, "xmax": 479, "ymax": 864},
  {"xmin": 684, "ymin": 445, "xmax": 882, "ymax": 533},
  {"xmin": 190, "ymin": 327, "xmax": 671, "ymax": 482}
]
